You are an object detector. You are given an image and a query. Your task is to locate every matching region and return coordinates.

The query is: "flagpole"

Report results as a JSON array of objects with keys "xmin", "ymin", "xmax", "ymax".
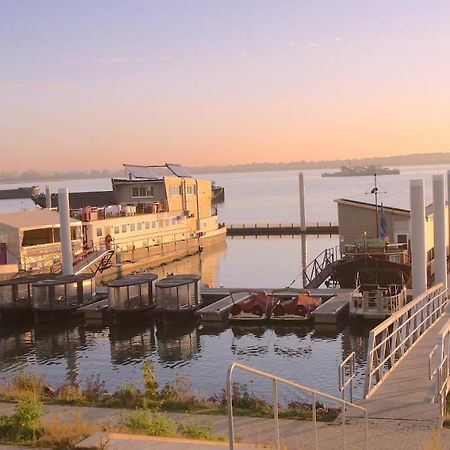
[{"xmin": 374, "ymin": 174, "xmax": 379, "ymax": 238}]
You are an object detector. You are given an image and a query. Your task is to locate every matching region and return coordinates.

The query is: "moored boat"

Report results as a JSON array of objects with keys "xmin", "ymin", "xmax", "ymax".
[
  {"xmin": 271, "ymin": 292, "xmax": 322, "ymax": 322},
  {"xmin": 107, "ymin": 273, "xmax": 158, "ymax": 323},
  {"xmin": 32, "ymin": 273, "xmax": 101, "ymax": 322},
  {"xmin": 229, "ymin": 291, "xmax": 274, "ymax": 323},
  {"xmin": 155, "ymin": 274, "xmax": 202, "ymax": 323},
  {"xmin": 0, "ymin": 274, "xmax": 55, "ymax": 322}
]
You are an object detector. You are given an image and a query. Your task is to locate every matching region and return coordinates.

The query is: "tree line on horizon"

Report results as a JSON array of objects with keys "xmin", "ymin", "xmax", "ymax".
[{"xmin": 1, "ymin": 151, "xmax": 449, "ymax": 183}]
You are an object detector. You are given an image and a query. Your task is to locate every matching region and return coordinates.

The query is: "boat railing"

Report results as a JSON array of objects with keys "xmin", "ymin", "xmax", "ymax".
[
  {"xmin": 302, "ymin": 245, "xmax": 340, "ymax": 287},
  {"xmin": 227, "ymin": 362, "xmax": 368, "ymax": 450},
  {"xmin": 364, "ymin": 283, "xmax": 447, "ymax": 398},
  {"xmin": 352, "ymin": 285, "xmax": 407, "ymax": 316}
]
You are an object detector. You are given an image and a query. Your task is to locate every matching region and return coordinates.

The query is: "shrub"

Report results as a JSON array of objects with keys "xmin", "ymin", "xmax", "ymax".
[
  {"xmin": 112, "ymin": 384, "xmax": 144, "ymax": 408},
  {"xmin": 160, "ymin": 383, "xmax": 179, "ymax": 401},
  {"xmin": 11, "ymin": 372, "xmax": 45, "ymax": 397},
  {"xmin": 142, "ymin": 360, "xmax": 159, "ymax": 401},
  {"xmin": 125, "ymin": 410, "xmax": 176, "ymax": 437},
  {"xmin": 82, "ymin": 375, "xmax": 106, "ymax": 403},
  {"xmin": 56, "ymin": 383, "xmax": 84, "ymax": 404},
  {"xmin": 177, "ymin": 420, "xmax": 225, "ymax": 441}
]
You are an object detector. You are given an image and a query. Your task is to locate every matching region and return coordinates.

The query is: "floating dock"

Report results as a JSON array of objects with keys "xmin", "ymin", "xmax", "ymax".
[
  {"xmin": 312, "ymin": 290, "xmax": 353, "ymax": 324},
  {"xmin": 79, "ymin": 298, "xmax": 109, "ymax": 320},
  {"xmin": 197, "ymin": 292, "xmax": 253, "ymax": 322},
  {"xmin": 226, "ymin": 223, "xmax": 338, "ymax": 236}
]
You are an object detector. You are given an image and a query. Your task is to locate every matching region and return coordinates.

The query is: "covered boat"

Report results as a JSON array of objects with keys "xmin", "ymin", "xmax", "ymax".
[
  {"xmin": 107, "ymin": 273, "xmax": 157, "ymax": 322},
  {"xmin": 0, "ymin": 274, "xmax": 55, "ymax": 322},
  {"xmin": 229, "ymin": 292, "xmax": 274, "ymax": 323},
  {"xmin": 155, "ymin": 274, "xmax": 201, "ymax": 322},
  {"xmin": 271, "ymin": 292, "xmax": 322, "ymax": 322},
  {"xmin": 32, "ymin": 273, "xmax": 98, "ymax": 322}
]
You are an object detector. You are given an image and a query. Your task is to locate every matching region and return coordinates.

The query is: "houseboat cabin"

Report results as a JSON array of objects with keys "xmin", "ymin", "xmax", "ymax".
[
  {"xmin": 107, "ymin": 273, "xmax": 158, "ymax": 320},
  {"xmin": 155, "ymin": 274, "xmax": 201, "ymax": 321},
  {"xmin": 32, "ymin": 274, "xmax": 96, "ymax": 321},
  {"xmin": 0, "ymin": 274, "xmax": 55, "ymax": 321}
]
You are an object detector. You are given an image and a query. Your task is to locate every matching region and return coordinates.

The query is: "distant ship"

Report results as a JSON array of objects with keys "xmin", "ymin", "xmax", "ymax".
[{"xmin": 321, "ymin": 165, "xmax": 400, "ymax": 177}]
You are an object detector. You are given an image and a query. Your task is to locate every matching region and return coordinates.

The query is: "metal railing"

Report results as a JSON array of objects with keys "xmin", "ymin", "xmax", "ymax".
[
  {"xmin": 227, "ymin": 362, "xmax": 368, "ymax": 450},
  {"xmin": 339, "ymin": 352, "xmax": 356, "ymax": 403},
  {"xmin": 364, "ymin": 283, "xmax": 447, "ymax": 398},
  {"xmin": 429, "ymin": 318, "xmax": 450, "ymax": 422},
  {"xmin": 302, "ymin": 246, "xmax": 340, "ymax": 287}
]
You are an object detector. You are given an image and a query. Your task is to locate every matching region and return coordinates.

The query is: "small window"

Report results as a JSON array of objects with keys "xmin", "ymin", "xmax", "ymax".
[
  {"xmin": 131, "ymin": 187, "xmax": 139, "ymax": 197},
  {"xmin": 96, "ymin": 228, "xmax": 103, "ymax": 237},
  {"xmin": 114, "ymin": 226, "xmax": 120, "ymax": 234},
  {"xmin": 172, "ymin": 218, "xmax": 176, "ymax": 225},
  {"xmin": 130, "ymin": 224, "xmax": 135, "ymax": 232},
  {"xmin": 137, "ymin": 222, "xmax": 142, "ymax": 231},
  {"xmin": 165, "ymin": 219, "xmax": 170, "ymax": 226},
  {"xmin": 152, "ymin": 221, "xmax": 156, "ymax": 228},
  {"xmin": 397, "ymin": 234, "xmax": 408, "ymax": 244},
  {"xmin": 145, "ymin": 222, "xmax": 150, "ymax": 229},
  {"xmin": 121, "ymin": 224, "xmax": 127, "ymax": 233}
]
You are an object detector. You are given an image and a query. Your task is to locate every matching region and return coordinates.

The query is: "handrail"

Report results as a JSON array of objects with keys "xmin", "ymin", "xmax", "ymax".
[
  {"xmin": 227, "ymin": 362, "xmax": 368, "ymax": 450},
  {"xmin": 432, "ymin": 318, "xmax": 450, "ymax": 423},
  {"xmin": 302, "ymin": 246, "xmax": 340, "ymax": 286},
  {"xmin": 339, "ymin": 352, "xmax": 356, "ymax": 403},
  {"xmin": 429, "ymin": 344, "xmax": 438, "ymax": 381},
  {"xmin": 364, "ymin": 283, "xmax": 447, "ymax": 398}
]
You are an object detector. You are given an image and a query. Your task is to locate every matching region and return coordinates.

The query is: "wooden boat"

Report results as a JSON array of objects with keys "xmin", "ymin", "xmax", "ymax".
[
  {"xmin": 107, "ymin": 273, "xmax": 157, "ymax": 323},
  {"xmin": 32, "ymin": 274, "xmax": 103, "ymax": 322},
  {"xmin": 229, "ymin": 292, "xmax": 274, "ymax": 323},
  {"xmin": 0, "ymin": 274, "xmax": 55, "ymax": 322},
  {"xmin": 271, "ymin": 293, "xmax": 322, "ymax": 322}
]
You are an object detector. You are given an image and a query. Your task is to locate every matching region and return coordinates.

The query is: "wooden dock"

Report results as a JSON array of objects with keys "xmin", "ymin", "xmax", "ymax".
[
  {"xmin": 79, "ymin": 298, "xmax": 109, "ymax": 320},
  {"xmin": 312, "ymin": 290, "xmax": 353, "ymax": 324},
  {"xmin": 226, "ymin": 223, "xmax": 338, "ymax": 236},
  {"xmin": 197, "ymin": 292, "xmax": 253, "ymax": 322}
]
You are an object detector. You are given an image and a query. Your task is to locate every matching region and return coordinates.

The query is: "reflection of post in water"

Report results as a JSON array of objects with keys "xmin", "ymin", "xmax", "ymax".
[
  {"xmin": 155, "ymin": 322, "xmax": 200, "ymax": 362},
  {"xmin": 109, "ymin": 323, "xmax": 155, "ymax": 364},
  {"xmin": 0, "ymin": 324, "xmax": 33, "ymax": 364},
  {"xmin": 34, "ymin": 322, "xmax": 86, "ymax": 385},
  {"xmin": 301, "ymin": 235, "xmax": 307, "ymax": 287}
]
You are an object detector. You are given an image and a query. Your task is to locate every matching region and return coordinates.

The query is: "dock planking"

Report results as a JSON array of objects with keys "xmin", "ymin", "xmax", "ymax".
[{"xmin": 197, "ymin": 292, "xmax": 253, "ymax": 322}]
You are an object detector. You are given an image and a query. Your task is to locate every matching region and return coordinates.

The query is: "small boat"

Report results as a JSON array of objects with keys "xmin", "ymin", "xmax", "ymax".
[
  {"xmin": 32, "ymin": 273, "xmax": 102, "ymax": 322},
  {"xmin": 0, "ymin": 274, "xmax": 55, "ymax": 322},
  {"xmin": 271, "ymin": 292, "xmax": 322, "ymax": 322},
  {"xmin": 229, "ymin": 292, "xmax": 274, "ymax": 323},
  {"xmin": 107, "ymin": 273, "xmax": 158, "ymax": 323},
  {"xmin": 155, "ymin": 274, "xmax": 202, "ymax": 323}
]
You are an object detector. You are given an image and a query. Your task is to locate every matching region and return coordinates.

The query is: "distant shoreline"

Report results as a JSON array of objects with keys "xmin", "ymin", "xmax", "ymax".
[{"xmin": 0, "ymin": 152, "xmax": 449, "ymax": 184}]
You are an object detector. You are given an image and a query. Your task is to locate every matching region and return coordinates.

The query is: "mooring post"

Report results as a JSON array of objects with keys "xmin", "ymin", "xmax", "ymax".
[
  {"xmin": 433, "ymin": 174, "xmax": 447, "ymax": 291},
  {"xmin": 299, "ymin": 172, "xmax": 306, "ymax": 232},
  {"xmin": 58, "ymin": 187, "xmax": 74, "ymax": 275},
  {"xmin": 45, "ymin": 185, "xmax": 52, "ymax": 208},
  {"xmin": 410, "ymin": 179, "xmax": 427, "ymax": 298}
]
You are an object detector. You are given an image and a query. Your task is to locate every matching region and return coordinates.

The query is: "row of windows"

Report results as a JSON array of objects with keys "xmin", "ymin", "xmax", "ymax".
[
  {"xmin": 96, "ymin": 218, "xmax": 181, "ymax": 237},
  {"xmin": 131, "ymin": 186, "xmax": 154, "ymax": 198},
  {"xmin": 168, "ymin": 185, "xmax": 197, "ymax": 195}
]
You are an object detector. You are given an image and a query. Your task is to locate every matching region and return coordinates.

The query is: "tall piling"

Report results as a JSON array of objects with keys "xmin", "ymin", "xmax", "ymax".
[
  {"xmin": 58, "ymin": 188, "xmax": 74, "ymax": 275},
  {"xmin": 433, "ymin": 175, "xmax": 447, "ymax": 290},
  {"xmin": 298, "ymin": 172, "xmax": 306, "ymax": 232},
  {"xmin": 410, "ymin": 179, "xmax": 427, "ymax": 298},
  {"xmin": 45, "ymin": 185, "xmax": 52, "ymax": 208}
]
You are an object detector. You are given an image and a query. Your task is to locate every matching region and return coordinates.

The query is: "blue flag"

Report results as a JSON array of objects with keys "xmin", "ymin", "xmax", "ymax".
[{"xmin": 380, "ymin": 203, "xmax": 387, "ymax": 238}]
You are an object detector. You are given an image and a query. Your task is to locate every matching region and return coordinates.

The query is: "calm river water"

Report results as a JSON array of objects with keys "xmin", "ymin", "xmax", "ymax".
[{"xmin": 0, "ymin": 163, "xmax": 448, "ymax": 401}]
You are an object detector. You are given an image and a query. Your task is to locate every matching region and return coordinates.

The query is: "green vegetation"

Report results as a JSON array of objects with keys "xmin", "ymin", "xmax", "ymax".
[{"xmin": 0, "ymin": 364, "xmax": 339, "ymax": 423}]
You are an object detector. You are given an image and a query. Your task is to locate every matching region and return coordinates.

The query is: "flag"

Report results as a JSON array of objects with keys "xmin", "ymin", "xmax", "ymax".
[{"xmin": 380, "ymin": 203, "xmax": 387, "ymax": 238}]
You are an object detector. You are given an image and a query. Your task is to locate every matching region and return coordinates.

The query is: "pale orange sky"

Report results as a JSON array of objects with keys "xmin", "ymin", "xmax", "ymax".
[{"xmin": 2, "ymin": 1, "xmax": 450, "ymax": 171}]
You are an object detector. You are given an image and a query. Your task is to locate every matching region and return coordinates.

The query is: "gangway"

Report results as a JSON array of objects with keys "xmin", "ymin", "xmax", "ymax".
[
  {"xmin": 73, "ymin": 248, "xmax": 114, "ymax": 275},
  {"xmin": 302, "ymin": 246, "xmax": 340, "ymax": 288}
]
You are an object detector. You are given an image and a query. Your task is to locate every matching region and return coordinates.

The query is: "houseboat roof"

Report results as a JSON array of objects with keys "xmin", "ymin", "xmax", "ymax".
[
  {"xmin": 33, "ymin": 191, "xmax": 116, "ymax": 209},
  {"xmin": 33, "ymin": 273, "xmax": 94, "ymax": 286},
  {"xmin": 124, "ymin": 163, "xmax": 192, "ymax": 180},
  {"xmin": 156, "ymin": 274, "xmax": 200, "ymax": 288},
  {"xmin": 0, "ymin": 209, "xmax": 81, "ymax": 231},
  {"xmin": 107, "ymin": 273, "xmax": 158, "ymax": 287}
]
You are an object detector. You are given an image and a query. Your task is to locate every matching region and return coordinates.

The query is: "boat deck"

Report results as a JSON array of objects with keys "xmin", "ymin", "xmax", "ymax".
[
  {"xmin": 312, "ymin": 290, "xmax": 354, "ymax": 324},
  {"xmin": 197, "ymin": 292, "xmax": 253, "ymax": 322}
]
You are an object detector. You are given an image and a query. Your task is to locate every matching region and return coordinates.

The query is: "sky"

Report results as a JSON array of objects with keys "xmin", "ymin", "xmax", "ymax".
[{"xmin": 2, "ymin": 0, "xmax": 450, "ymax": 171}]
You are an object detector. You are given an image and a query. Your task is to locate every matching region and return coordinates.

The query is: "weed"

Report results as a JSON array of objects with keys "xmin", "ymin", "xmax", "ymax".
[
  {"xmin": 112, "ymin": 383, "xmax": 144, "ymax": 408},
  {"xmin": 56, "ymin": 383, "xmax": 84, "ymax": 404},
  {"xmin": 125, "ymin": 410, "xmax": 176, "ymax": 437},
  {"xmin": 11, "ymin": 371, "xmax": 46, "ymax": 397},
  {"xmin": 142, "ymin": 360, "xmax": 159, "ymax": 401},
  {"xmin": 82, "ymin": 375, "xmax": 106, "ymax": 403},
  {"xmin": 177, "ymin": 420, "xmax": 226, "ymax": 441}
]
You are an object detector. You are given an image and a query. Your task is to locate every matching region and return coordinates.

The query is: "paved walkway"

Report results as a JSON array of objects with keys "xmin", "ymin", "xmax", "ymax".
[
  {"xmin": 1, "ymin": 402, "xmax": 450, "ymax": 449},
  {"xmin": 357, "ymin": 313, "xmax": 448, "ymax": 425}
]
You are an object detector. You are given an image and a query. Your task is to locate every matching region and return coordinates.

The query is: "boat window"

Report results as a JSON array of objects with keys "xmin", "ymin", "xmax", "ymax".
[
  {"xmin": 152, "ymin": 221, "xmax": 157, "ymax": 228},
  {"xmin": 132, "ymin": 186, "xmax": 154, "ymax": 198},
  {"xmin": 114, "ymin": 226, "xmax": 120, "ymax": 234},
  {"xmin": 165, "ymin": 219, "xmax": 170, "ymax": 226},
  {"xmin": 121, "ymin": 224, "xmax": 127, "ymax": 233},
  {"xmin": 130, "ymin": 224, "xmax": 135, "ymax": 232},
  {"xmin": 96, "ymin": 228, "xmax": 103, "ymax": 237},
  {"xmin": 137, "ymin": 223, "xmax": 142, "ymax": 231},
  {"xmin": 171, "ymin": 218, "xmax": 176, "ymax": 225},
  {"xmin": 145, "ymin": 222, "xmax": 150, "ymax": 229}
]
